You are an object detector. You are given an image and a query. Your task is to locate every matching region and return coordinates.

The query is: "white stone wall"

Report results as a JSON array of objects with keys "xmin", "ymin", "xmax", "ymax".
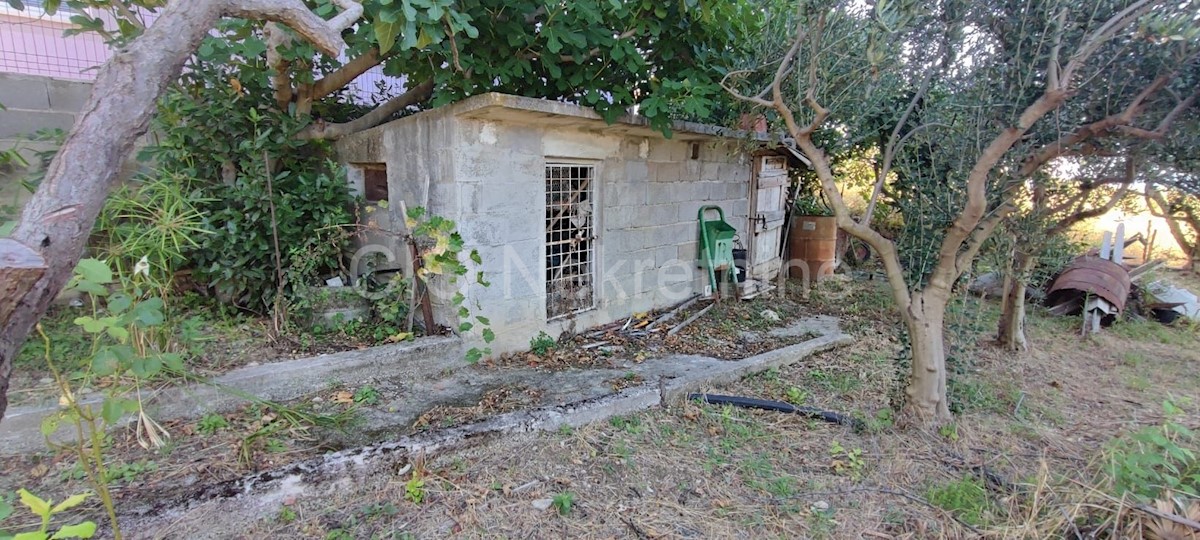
[
  {"xmin": 338, "ymin": 106, "xmax": 753, "ymax": 355},
  {"xmin": 450, "ymin": 117, "xmax": 750, "ymax": 353}
]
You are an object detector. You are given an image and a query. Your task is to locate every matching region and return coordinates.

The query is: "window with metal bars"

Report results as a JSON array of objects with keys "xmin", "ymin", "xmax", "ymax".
[{"xmin": 545, "ymin": 164, "xmax": 596, "ymax": 319}]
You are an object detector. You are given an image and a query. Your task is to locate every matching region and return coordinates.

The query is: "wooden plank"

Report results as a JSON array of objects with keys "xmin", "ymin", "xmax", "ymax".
[
  {"xmin": 1129, "ymin": 259, "xmax": 1165, "ymax": 282},
  {"xmin": 667, "ymin": 301, "xmax": 710, "ymax": 336},
  {"xmin": 646, "ymin": 295, "xmax": 700, "ymax": 331},
  {"xmin": 0, "ymin": 239, "xmax": 47, "ymax": 326},
  {"xmin": 756, "ymin": 175, "xmax": 788, "ymax": 188}
]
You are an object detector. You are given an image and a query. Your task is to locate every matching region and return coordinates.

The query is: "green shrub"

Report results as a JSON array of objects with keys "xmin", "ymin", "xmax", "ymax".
[
  {"xmin": 1105, "ymin": 400, "xmax": 1199, "ymax": 500},
  {"xmin": 146, "ymin": 57, "xmax": 356, "ymax": 312},
  {"xmin": 92, "ymin": 170, "xmax": 212, "ymax": 283},
  {"xmin": 372, "ymin": 274, "xmax": 411, "ymax": 325},
  {"xmin": 529, "ymin": 331, "xmax": 556, "ymax": 355},
  {"xmin": 196, "ymin": 159, "xmax": 353, "ymax": 310}
]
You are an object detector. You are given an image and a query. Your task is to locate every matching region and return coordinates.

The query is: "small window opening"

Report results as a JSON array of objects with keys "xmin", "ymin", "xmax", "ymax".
[
  {"xmin": 546, "ymin": 164, "xmax": 596, "ymax": 319},
  {"xmin": 361, "ymin": 164, "xmax": 388, "ymax": 203},
  {"xmin": 690, "ymin": 143, "xmax": 701, "ymax": 160}
]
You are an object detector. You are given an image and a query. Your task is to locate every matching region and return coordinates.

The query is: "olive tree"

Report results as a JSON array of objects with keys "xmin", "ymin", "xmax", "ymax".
[
  {"xmin": 993, "ymin": 14, "xmax": 1200, "ymax": 351},
  {"xmin": 1146, "ymin": 183, "xmax": 1200, "ymax": 271},
  {"xmin": 724, "ymin": 0, "xmax": 1191, "ymax": 424},
  {"xmin": 1144, "ymin": 124, "xmax": 1200, "ymax": 272}
]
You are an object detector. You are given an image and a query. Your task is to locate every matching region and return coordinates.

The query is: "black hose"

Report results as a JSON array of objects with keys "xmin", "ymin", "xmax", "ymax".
[{"xmin": 688, "ymin": 393, "xmax": 863, "ymax": 430}]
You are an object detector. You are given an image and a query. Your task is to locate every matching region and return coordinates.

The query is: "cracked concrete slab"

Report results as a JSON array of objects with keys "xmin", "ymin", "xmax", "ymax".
[
  {"xmin": 0, "ymin": 336, "xmax": 464, "ymax": 455},
  {"xmin": 113, "ymin": 316, "xmax": 851, "ymax": 534}
]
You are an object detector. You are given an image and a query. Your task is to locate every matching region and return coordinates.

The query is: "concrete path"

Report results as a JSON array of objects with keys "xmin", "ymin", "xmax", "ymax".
[
  {"xmin": 114, "ymin": 315, "xmax": 851, "ymax": 529},
  {"xmin": 1, "ymin": 336, "xmax": 465, "ymax": 454}
]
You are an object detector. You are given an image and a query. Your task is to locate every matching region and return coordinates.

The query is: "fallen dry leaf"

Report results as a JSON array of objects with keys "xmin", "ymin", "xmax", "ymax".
[
  {"xmin": 331, "ymin": 391, "xmax": 354, "ymax": 404},
  {"xmin": 29, "ymin": 463, "xmax": 48, "ymax": 479},
  {"xmin": 387, "ymin": 332, "xmax": 414, "ymax": 343}
]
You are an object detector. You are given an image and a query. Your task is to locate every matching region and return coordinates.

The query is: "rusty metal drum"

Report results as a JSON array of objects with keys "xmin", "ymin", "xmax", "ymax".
[{"xmin": 1046, "ymin": 256, "xmax": 1131, "ymax": 313}]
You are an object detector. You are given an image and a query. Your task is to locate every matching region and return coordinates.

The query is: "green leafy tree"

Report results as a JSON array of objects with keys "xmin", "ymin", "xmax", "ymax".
[
  {"xmin": 724, "ymin": 0, "xmax": 1197, "ymax": 424},
  {"xmin": 0, "ymin": 0, "xmax": 365, "ymax": 426},
  {"xmin": 49, "ymin": 0, "xmax": 762, "ymax": 140},
  {"xmin": 989, "ymin": 5, "xmax": 1200, "ymax": 350},
  {"xmin": 0, "ymin": 0, "xmax": 766, "ymax": 423},
  {"xmin": 1142, "ymin": 102, "xmax": 1200, "ymax": 274}
]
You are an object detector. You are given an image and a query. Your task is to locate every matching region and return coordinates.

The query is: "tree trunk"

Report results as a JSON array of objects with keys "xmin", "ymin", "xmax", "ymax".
[
  {"xmin": 996, "ymin": 251, "xmax": 1036, "ymax": 351},
  {"xmin": 0, "ymin": 0, "xmax": 356, "ymax": 425},
  {"xmin": 0, "ymin": 1, "xmax": 228, "ymax": 426},
  {"xmin": 902, "ymin": 289, "xmax": 952, "ymax": 424}
]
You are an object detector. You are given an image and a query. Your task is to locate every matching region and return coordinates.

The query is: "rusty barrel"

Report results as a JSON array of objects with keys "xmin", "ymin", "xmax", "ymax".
[
  {"xmin": 1046, "ymin": 256, "xmax": 1131, "ymax": 313},
  {"xmin": 788, "ymin": 215, "xmax": 837, "ymax": 280}
]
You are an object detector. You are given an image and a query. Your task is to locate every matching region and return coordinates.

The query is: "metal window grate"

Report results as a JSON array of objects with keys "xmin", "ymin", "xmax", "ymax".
[{"xmin": 546, "ymin": 164, "xmax": 595, "ymax": 319}]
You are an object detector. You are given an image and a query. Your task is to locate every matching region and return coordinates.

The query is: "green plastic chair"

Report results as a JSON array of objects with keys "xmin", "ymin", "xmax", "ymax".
[{"xmin": 698, "ymin": 205, "xmax": 736, "ymax": 295}]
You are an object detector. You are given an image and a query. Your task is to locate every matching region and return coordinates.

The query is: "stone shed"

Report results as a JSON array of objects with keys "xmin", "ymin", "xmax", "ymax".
[{"xmin": 335, "ymin": 93, "xmax": 798, "ymax": 353}]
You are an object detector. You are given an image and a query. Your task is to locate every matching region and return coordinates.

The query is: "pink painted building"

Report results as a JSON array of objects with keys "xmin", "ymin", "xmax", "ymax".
[
  {"xmin": 1, "ymin": 3, "xmax": 395, "ymax": 102},
  {"xmin": 0, "ymin": 2, "xmax": 110, "ymax": 80}
]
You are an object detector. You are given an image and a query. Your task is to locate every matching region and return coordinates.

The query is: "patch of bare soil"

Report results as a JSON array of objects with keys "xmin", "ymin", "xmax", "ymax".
[
  {"xmin": 412, "ymin": 386, "xmax": 546, "ymax": 432},
  {"xmin": 10, "ymin": 278, "xmax": 1199, "ymax": 539},
  {"xmin": 0, "ymin": 286, "xmax": 822, "ymax": 526},
  {"xmin": 0, "ymin": 388, "xmax": 367, "ymax": 521}
]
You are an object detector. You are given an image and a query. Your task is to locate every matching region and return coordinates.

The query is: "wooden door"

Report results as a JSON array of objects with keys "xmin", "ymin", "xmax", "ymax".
[{"xmin": 748, "ymin": 154, "xmax": 788, "ymax": 281}]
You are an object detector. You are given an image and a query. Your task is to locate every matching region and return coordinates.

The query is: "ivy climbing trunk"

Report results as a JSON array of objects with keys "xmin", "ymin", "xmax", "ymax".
[
  {"xmin": 996, "ymin": 251, "xmax": 1036, "ymax": 352},
  {"xmin": 720, "ymin": 0, "xmax": 1157, "ymax": 427},
  {"xmin": 0, "ymin": 0, "xmax": 360, "ymax": 425}
]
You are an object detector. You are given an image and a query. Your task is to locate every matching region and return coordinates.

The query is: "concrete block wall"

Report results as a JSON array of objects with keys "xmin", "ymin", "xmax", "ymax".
[
  {"xmin": 605, "ymin": 138, "xmax": 749, "ymax": 322},
  {"xmin": 0, "ymin": 72, "xmax": 90, "ymax": 139},
  {"xmin": 449, "ymin": 118, "xmax": 557, "ymax": 349},
  {"xmin": 0, "ymin": 73, "xmax": 92, "ymax": 214},
  {"xmin": 444, "ymin": 117, "xmax": 750, "ymax": 354},
  {"xmin": 337, "ymin": 104, "xmax": 754, "ymax": 356},
  {"xmin": 336, "ymin": 108, "xmax": 458, "ymax": 282}
]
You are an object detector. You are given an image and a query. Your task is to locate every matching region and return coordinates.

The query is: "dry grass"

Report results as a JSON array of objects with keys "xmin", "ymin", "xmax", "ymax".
[
  {"xmin": 10, "ymin": 278, "xmax": 1200, "ymax": 539},
  {"xmin": 227, "ymin": 280, "xmax": 1195, "ymax": 540}
]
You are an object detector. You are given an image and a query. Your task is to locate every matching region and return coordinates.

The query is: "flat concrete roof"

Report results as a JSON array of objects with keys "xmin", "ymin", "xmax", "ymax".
[{"xmin": 420, "ymin": 92, "xmax": 778, "ymax": 143}]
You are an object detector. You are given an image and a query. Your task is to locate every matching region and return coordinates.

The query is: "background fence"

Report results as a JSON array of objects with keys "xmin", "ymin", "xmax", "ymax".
[
  {"xmin": 0, "ymin": 3, "xmax": 391, "ymax": 102},
  {"xmin": 0, "ymin": 3, "xmax": 109, "ymax": 80}
]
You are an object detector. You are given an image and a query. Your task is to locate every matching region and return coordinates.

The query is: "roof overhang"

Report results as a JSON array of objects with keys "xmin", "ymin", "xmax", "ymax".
[
  {"xmin": 774, "ymin": 143, "xmax": 813, "ymax": 168},
  {"xmin": 444, "ymin": 92, "xmax": 777, "ymax": 142}
]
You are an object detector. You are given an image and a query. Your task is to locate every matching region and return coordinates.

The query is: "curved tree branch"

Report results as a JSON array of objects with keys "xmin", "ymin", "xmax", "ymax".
[
  {"xmin": 929, "ymin": 1, "xmax": 1152, "ymax": 290},
  {"xmin": 310, "ymin": 48, "xmax": 387, "ymax": 101},
  {"xmin": 1145, "ymin": 183, "xmax": 1199, "ymax": 264},
  {"xmin": 297, "ymin": 79, "xmax": 436, "ymax": 140}
]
